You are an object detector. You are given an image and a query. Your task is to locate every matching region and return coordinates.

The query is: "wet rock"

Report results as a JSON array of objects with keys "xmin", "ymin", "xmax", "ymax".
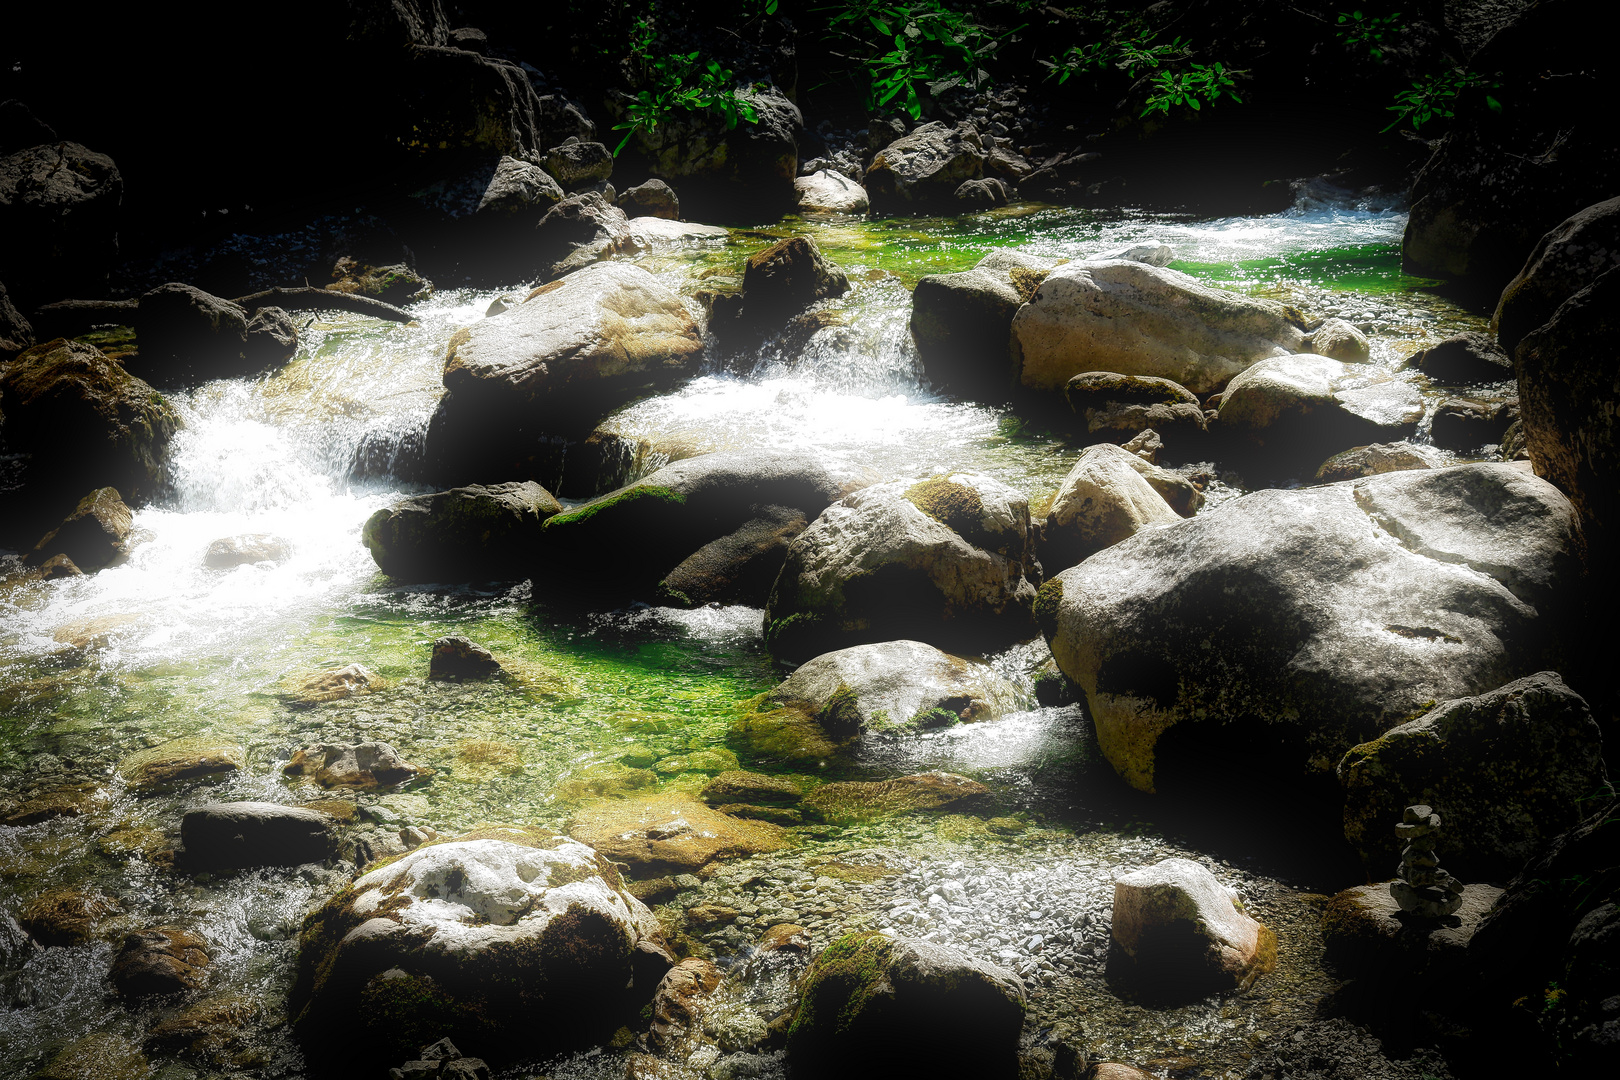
[
  {"xmin": 786, "ymin": 930, "xmax": 1025, "ymax": 1079},
  {"xmin": 19, "ymin": 886, "xmax": 121, "ymax": 945},
  {"xmin": 656, "ymin": 503, "xmax": 811, "ymax": 608},
  {"xmin": 0, "ymin": 141, "xmax": 123, "ymax": 310},
  {"xmin": 284, "ymin": 741, "xmax": 426, "ymax": 790},
  {"xmin": 1042, "ymin": 463, "xmax": 1578, "ymax": 793},
  {"xmin": 740, "ymin": 236, "xmax": 849, "ymax": 328},
  {"xmin": 543, "ymin": 139, "xmax": 613, "ymax": 189},
  {"xmin": 1306, "ymin": 317, "xmax": 1372, "ymax": 362},
  {"xmin": 181, "ymin": 802, "xmax": 340, "ymax": 871},
  {"xmin": 1429, "ymin": 397, "xmax": 1514, "ymax": 451},
  {"xmin": 764, "ymin": 473, "xmax": 1038, "ymax": 662},
  {"xmin": 37, "ymin": 553, "xmax": 81, "ymax": 578},
  {"xmin": 29, "ymin": 486, "xmax": 132, "ymax": 570},
  {"xmin": 651, "ymin": 748, "xmax": 739, "ymax": 776},
  {"xmin": 865, "ymin": 121, "xmax": 986, "ymax": 212},
  {"xmin": 1215, "ymin": 355, "xmax": 1424, "ymax": 463},
  {"xmin": 1109, "ymin": 857, "xmax": 1275, "ymax": 1000},
  {"xmin": 1040, "ymin": 443, "xmax": 1181, "ymax": 571},
  {"xmin": 1338, "ymin": 672, "xmax": 1608, "ymax": 881},
  {"xmin": 794, "ymin": 169, "xmax": 869, "ymax": 214},
  {"xmin": 1010, "ymin": 261, "xmax": 1306, "ymax": 395},
  {"xmin": 625, "ymin": 217, "xmax": 729, "ymax": 248},
  {"xmin": 553, "ymin": 762, "xmax": 658, "ymax": 802},
  {"xmin": 1105, "ymin": 241, "xmax": 1176, "ymax": 267},
  {"xmin": 50, "ymin": 613, "xmax": 142, "ymax": 652},
  {"xmin": 145, "ymin": 994, "xmax": 265, "ymax": 1068},
  {"xmin": 2, "ymin": 783, "xmax": 106, "ymax": 826},
  {"xmin": 31, "ymin": 1032, "xmax": 147, "ymax": 1080},
  {"xmin": 1493, "ymin": 196, "xmax": 1620, "ymax": 357},
  {"xmin": 1064, "ymin": 371, "xmax": 1207, "ymax": 449},
  {"xmin": 955, "ymin": 177, "xmax": 1008, "ymax": 208},
  {"xmin": 326, "ymin": 258, "xmax": 431, "ymax": 306},
  {"xmin": 910, "ymin": 249, "xmax": 1064, "ymax": 394},
  {"xmin": 290, "ymin": 825, "xmax": 671, "ymax": 1069},
  {"xmin": 802, "ymin": 772, "xmax": 991, "ymax": 824},
  {"xmin": 117, "ymin": 736, "xmax": 243, "ymax": 793},
  {"xmin": 1314, "ymin": 442, "xmax": 1437, "ymax": 484},
  {"xmin": 531, "ymin": 191, "xmax": 634, "ymax": 282},
  {"xmin": 203, "ymin": 532, "xmax": 291, "ymax": 568},
  {"xmin": 1241, "ymin": 1018, "xmax": 1447, "ymax": 1080},
  {"xmin": 701, "ymin": 771, "xmax": 803, "ymax": 807},
  {"xmin": 620, "ymin": 86, "xmax": 801, "ymax": 219},
  {"xmin": 617, "ymin": 178, "xmax": 679, "ymax": 220},
  {"xmin": 363, "ymin": 481, "xmax": 562, "ymax": 583},
  {"xmin": 1410, "ymin": 331, "xmax": 1512, "ymax": 384},
  {"xmin": 130, "ymin": 282, "xmax": 255, "ymax": 384},
  {"xmin": 244, "ymin": 304, "xmax": 299, "ymax": 366},
  {"xmin": 735, "ymin": 639, "xmax": 1020, "ymax": 762},
  {"xmin": 648, "ymin": 956, "xmax": 723, "ymax": 1052},
  {"xmin": 567, "ymin": 793, "xmax": 790, "ymax": 875},
  {"xmin": 0, "ymin": 278, "xmax": 33, "ymax": 358},
  {"xmin": 428, "ymin": 636, "xmax": 502, "ymax": 680},
  {"xmin": 283, "ymin": 663, "xmax": 382, "ymax": 705},
  {"xmin": 0, "ymin": 338, "xmax": 178, "ymax": 517},
  {"xmin": 759, "ymin": 923, "xmax": 811, "ymax": 954},
  {"xmin": 109, "ymin": 927, "xmax": 210, "ymax": 997}
]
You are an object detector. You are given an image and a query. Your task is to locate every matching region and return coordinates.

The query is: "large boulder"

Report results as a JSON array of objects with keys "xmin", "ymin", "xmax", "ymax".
[
  {"xmin": 1338, "ymin": 672, "xmax": 1609, "ymax": 882},
  {"xmin": 794, "ymin": 169, "xmax": 868, "ymax": 215},
  {"xmin": 531, "ymin": 191, "xmax": 634, "ymax": 283},
  {"xmin": 1009, "ymin": 260, "xmax": 1306, "ymax": 395},
  {"xmin": 1402, "ymin": 1, "xmax": 1619, "ymax": 297},
  {"xmin": 0, "ymin": 279, "xmax": 33, "ymax": 358},
  {"xmin": 1064, "ymin": 371, "xmax": 1208, "ymax": 448},
  {"xmin": 541, "ymin": 449, "xmax": 846, "ymax": 606},
  {"xmin": 1411, "ymin": 331, "xmax": 1512, "ymax": 385},
  {"xmin": 543, "ymin": 139, "xmax": 613, "ymax": 189},
  {"xmin": 764, "ymin": 473, "xmax": 1039, "ymax": 662},
  {"xmin": 865, "ymin": 122, "xmax": 986, "ymax": 213},
  {"xmin": 180, "ymin": 802, "xmax": 339, "ymax": 871},
  {"xmin": 0, "ymin": 141, "xmax": 123, "ymax": 309},
  {"xmin": 289, "ymin": 826, "xmax": 671, "ymax": 1071},
  {"xmin": 129, "ymin": 283, "xmax": 252, "ymax": 385},
  {"xmin": 1109, "ymin": 858, "xmax": 1275, "ymax": 1001},
  {"xmin": 405, "ymin": 154, "xmax": 565, "ymax": 284},
  {"xmin": 1040, "ymin": 463, "xmax": 1578, "ymax": 793},
  {"xmin": 1492, "ymin": 197, "xmax": 1620, "ymax": 357},
  {"xmin": 361, "ymin": 481, "xmax": 563, "ymax": 583},
  {"xmin": 731, "ymin": 639, "xmax": 1020, "ymax": 763},
  {"xmin": 1215, "ymin": 355, "xmax": 1425, "ymax": 465},
  {"xmin": 786, "ymin": 931, "xmax": 1025, "ymax": 1080},
  {"xmin": 910, "ymin": 249, "xmax": 1063, "ymax": 394},
  {"xmin": 0, "ymin": 338, "xmax": 177, "ymax": 530},
  {"xmin": 739, "ymin": 236, "xmax": 849, "ymax": 328},
  {"xmin": 391, "ymin": 45, "xmax": 575, "ymax": 165},
  {"xmin": 425, "ymin": 262, "xmax": 702, "ymax": 480},
  {"xmin": 621, "ymin": 86, "xmax": 802, "ymax": 219},
  {"xmin": 1040, "ymin": 443, "xmax": 1181, "ymax": 572}
]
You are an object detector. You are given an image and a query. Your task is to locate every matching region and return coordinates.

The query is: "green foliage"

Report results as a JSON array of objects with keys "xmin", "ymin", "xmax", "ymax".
[
  {"xmin": 612, "ymin": 7, "xmax": 761, "ymax": 156},
  {"xmin": 1043, "ymin": 32, "xmax": 1189, "ymax": 85},
  {"xmin": 1335, "ymin": 10, "xmax": 1404, "ymax": 62},
  {"xmin": 1039, "ymin": 16, "xmax": 1243, "ymax": 119},
  {"xmin": 1141, "ymin": 61, "xmax": 1244, "ymax": 116},
  {"xmin": 1383, "ymin": 67, "xmax": 1501, "ymax": 131},
  {"xmin": 822, "ymin": 2, "xmax": 1024, "ymax": 120}
]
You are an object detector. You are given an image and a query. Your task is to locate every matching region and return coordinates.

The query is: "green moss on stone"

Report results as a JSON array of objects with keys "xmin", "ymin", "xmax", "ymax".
[
  {"xmin": 543, "ymin": 484, "xmax": 686, "ymax": 531},
  {"xmin": 788, "ymin": 930, "xmax": 895, "ymax": 1043},
  {"xmin": 1034, "ymin": 578, "xmax": 1065, "ymax": 640}
]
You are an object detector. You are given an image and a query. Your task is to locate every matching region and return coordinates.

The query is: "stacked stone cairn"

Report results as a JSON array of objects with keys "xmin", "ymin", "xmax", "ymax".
[{"xmin": 1389, "ymin": 804, "xmax": 1465, "ymax": 918}]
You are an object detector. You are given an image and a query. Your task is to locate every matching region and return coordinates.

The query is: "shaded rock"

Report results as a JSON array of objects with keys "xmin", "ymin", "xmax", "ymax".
[
  {"xmin": 651, "ymin": 748, "xmax": 739, "ymax": 777},
  {"xmin": 429, "ymin": 636, "xmax": 502, "ymax": 680},
  {"xmin": 556, "ymin": 429, "xmax": 651, "ymax": 499},
  {"xmin": 1215, "ymin": 355, "xmax": 1424, "ymax": 463},
  {"xmin": 794, "ymin": 170, "xmax": 868, "ymax": 214},
  {"xmin": 326, "ymin": 258, "xmax": 431, "ymax": 306},
  {"xmin": 29, "ymin": 486, "xmax": 131, "ymax": 570},
  {"xmin": 19, "ymin": 886, "xmax": 121, "ymax": 945},
  {"xmin": 1307, "ymin": 318, "xmax": 1372, "ymax": 362},
  {"xmin": 0, "ymin": 278, "xmax": 33, "ymax": 357},
  {"xmin": 1042, "ymin": 463, "xmax": 1578, "ymax": 793},
  {"xmin": 181, "ymin": 802, "xmax": 339, "ymax": 870},
  {"xmin": 954, "ymin": 178, "xmax": 1007, "ymax": 208},
  {"xmin": 145, "ymin": 995, "xmax": 267, "ymax": 1068},
  {"xmin": 910, "ymin": 249, "xmax": 1063, "ymax": 395},
  {"xmin": 245, "ymin": 306, "xmax": 298, "ymax": 367},
  {"xmin": 390, "ymin": 45, "xmax": 581, "ymax": 164},
  {"xmin": 649, "ymin": 956, "xmax": 722, "ymax": 1052},
  {"xmin": 204, "ymin": 532, "xmax": 291, "ymax": 569},
  {"xmin": 543, "ymin": 140, "xmax": 613, "ymax": 189},
  {"xmin": 284, "ymin": 741, "xmax": 426, "ymax": 790},
  {"xmin": 764, "ymin": 473, "xmax": 1038, "ymax": 662},
  {"xmin": 532, "ymin": 191, "xmax": 634, "ymax": 282},
  {"xmin": 802, "ymin": 772, "xmax": 991, "ymax": 824},
  {"xmin": 1411, "ymin": 331, "xmax": 1512, "ymax": 384},
  {"xmin": 1010, "ymin": 260, "xmax": 1306, "ymax": 395},
  {"xmin": 786, "ymin": 930, "xmax": 1025, "ymax": 1080},
  {"xmin": 1109, "ymin": 857, "xmax": 1275, "ymax": 1001},
  {"xmin": 567, "ymin": 793, "xmax": 789, "ymax": 875},
  {"xmin": 865, "ymin": 122, "xmax": 986, "ymax": 213},
  {"xmin": 290, "ymin": 826, "xmax": 670, "ymax": 1071},
  {"xmin": 1430, "ymin": 397, "xmax": 1515, "ymax": 451},
  {"xmin": 37, "ymin": 553, "xmax": 81, "ymax": 578},
  {"xmin": 117, "ymin": 736, "xmax": 243, "ymax": 793},
  {"xmin": 1064, "ymin": 371, "xmax": 1207, "ymax": 448},
  {"xmin": 1338, "ymin": 672, "xmax": 1608, "ymax": 882},
  {"xmin": 0, "ymin": 100, "xmax": 55, "ymax": 155},
  {"xmin": 1040, "ymin": 444, "xmax": 1181, "ymax": 571},
  {"xmin": 740, "ymin": 236, "xmax": 849, "ymax": 328},
  {"xmin": 656, "ymin": 503, "xmax": 810, "ymax": 608},
  {"xmin": 130, "ymin": 283, "xmax": 253, "ymax": 384},
  {"xmin": 0, "ymin": 141, "xmax": 123, "ymax": 309},
  {"xmin": 2, "ymin": 783, "xmax": 106, "ymax": 826},
  {"xmin": 1314, "ymin": 442, "xmax": 1438, "ymax": 484},
  {"xmin": 1493, "ymin": 196, "xmax": 1620, "ymax": 358},
  {"xmin": 109, "ymin": 927, "xmax": 210, "ymax": 997},
  {"xmin": 31, "ymin": 1033, "xmax": 147, "ymax": 1080},
  {"xmin": 618, "ymin": 179, "xmax": 679, "ymax": 220},
  {"xmin": 700, "ymin": 771, "xmax": 803, "ymax": 807},
  {"xmin": 363, "ymin": 481, "xmax": 562, "ymax": 583},
  {"xmin": 283, "ymin": 663, "xmax": 382, "ymax": 705},
  {"xmin": 733, "ymin": 640, "xmax": 1019, "ymax": 763},
  {"xmin": 1321, "ymin": 881, "xmax": 1503, "ymax": 980}
]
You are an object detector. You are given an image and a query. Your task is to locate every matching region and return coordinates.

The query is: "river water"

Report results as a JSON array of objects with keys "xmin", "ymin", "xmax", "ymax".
[{"xmin": 0, "ymin": 195, "xmax": 1497, "ymax": 1079}]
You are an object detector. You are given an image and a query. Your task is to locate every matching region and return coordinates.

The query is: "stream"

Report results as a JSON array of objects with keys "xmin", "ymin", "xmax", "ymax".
[{"xmin": 0, "ymin": 193, "xmax": 1503, "ymax": 1080}]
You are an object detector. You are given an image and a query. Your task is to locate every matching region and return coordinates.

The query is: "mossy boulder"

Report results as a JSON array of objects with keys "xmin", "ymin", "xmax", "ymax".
[
  {"xmin": 31, "ymin": 1032, "xmax": 147, "ymax": 1080},
  {"xmin": 362, "ymin": 481, "xmax": 562, "ymax": 583},
  {"xmin": 1063, "ymin": 371, "xmax": 1208, "ymax": 448},
  {"xmin": 19, "ymin": 886, "xmax": 122, "ymax": 945},
  {"xmin": 801, "ymin": 772, "xmax": 991, "ymax": 825},
  {"xmin": 108, "ymin": 926, "xmax": 211, "ymax": 997},
  {"xmin": 116, "ymin": 736, "xmax": 243, "ymax": 793},
  {"xmin": 1321, "ymin": 881, "xmax": 1503, "ymax": 981},
  {"xmin": 1338, "ymin": 672, "xmax": 1608, "ymax": 882},
  {"xmin": 289, "ymin": 826, "xmax": 671, "ymax": 1073},
  {"xmin": 910, "ymin": 249, "xmax": 1064, "ymax": 395},
  {"xmin": 764, "ymin": 474, "xmax": 1039, "ymax": 662},
  {"xmin": 786, "ymin": 930, "xmax": 1025, "ymax": 1080}
]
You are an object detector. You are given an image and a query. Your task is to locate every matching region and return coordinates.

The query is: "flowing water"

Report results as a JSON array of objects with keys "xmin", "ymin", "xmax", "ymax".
[{"xmin": 0, "ymin": 195, "xmax": 1499, "ymax": 1079}]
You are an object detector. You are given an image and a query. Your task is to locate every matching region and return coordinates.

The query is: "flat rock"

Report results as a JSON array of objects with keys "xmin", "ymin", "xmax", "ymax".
[
  {"xmin": 1322, "ymin": 881, "xmax": 1503, "ymax": 979},
  {"xmin": 283, "ymin": 741, "xmax": 426, "ymax": 790},
  {"xmin": 181, "ymin": 802, "xmax": 339, "ymax": 871},
  {"xmin": 567, "ymin": 793, "xmax": 790, "ymax": 874},
  {"xmin": 282, "ymin": 663, "xmax": 382, "ymax": 705},
  {"xmin": 802, "ymin": 772, "xmax": 991, "ymax": 824},
  {"xmin": 118, "ymin": 736, "xmax": 243, "ymax": 793}
]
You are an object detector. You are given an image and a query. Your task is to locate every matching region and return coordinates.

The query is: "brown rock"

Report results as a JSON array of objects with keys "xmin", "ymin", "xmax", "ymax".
[
  {"xmin": 1093, "ymin": 1065, "xmax": 1157, "ymax": 1080},
  {"xmin": 29, "ymin": 486, "xmax": 133, "ymax": 570},
  {"xmin": 567, "ymin": 792, "xmax": 790, "ymax": 874},
  {"xmin": 283, "ymin": 663, "xmax": 381, "ymax": 704},
  {"xmin": 1321, "ymin": 881, "xmax": 1502, "ymax": 980},
  {"xmin": 699, "ymin": 770, "xmax": 803, "ymax": 807},
  {"xmin": 1109, "ymin": 858, "xmax": 1274, "ymax": 1001},
  {"xmin": 117, "ymin": 736, "xmax": 243, "ymax": 793},
  {"xmin": 802, "ymin": 771, "xmax": 990, "ymax": 825},
  {"xmin": 428, "ymin": 635, "xmax": 502, "ymax": 680},
  {"xmin": 648, "ymin": 956, "xmax": 722, "ymax": 1052},
  {"xmin": 19, "ymin": 886, "xmax": 121, "ymax": 945},
  {"xmin": 283, "ymin": 741, "xmax": 424, "ymax": 790},
  {"xmin": 145, "ymin": 994, "xmax": 261, "ymax": 1064},
  {"xmin": 39, "ymin": 553, "xmax": 82, "ymax": 578},
  {"xmin": 758, "ymin": 923, "xmax": 810, "ymax": 953},
  {"xmin": 741, "ymin": 236, "xmax": 849, "ymax": 326},
  {"xmin": 109, "ymin": 927, "xmax": 210, "ymax": 997},
  {"xmin": 2, "ymin": 783, "xmax": 107, "ymax": 826},
  {"xmin": 51, "ymin": 613, "xmax": 142, "ymax": 651},
  {"xmin": 32, "ymin": 1032, "xmax": 147, "ymax": 1080},
  {"xmin": 685, "ymin": 903, "xmax": 741, "ymax": 928},
  {"xmin": 717, "ymin": 803, "xmax": 803, "ymax": 826},
  {"xmin": 1313, "ymin": 442, "xmax": 1436, "ymax": 484}
]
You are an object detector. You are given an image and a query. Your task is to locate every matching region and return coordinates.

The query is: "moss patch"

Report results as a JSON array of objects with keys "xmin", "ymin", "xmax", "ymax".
[
  {"xmin": 543, "ymin": 484, "xmax": 687, "ymax": 531},
  {"xmin": 1034, "ymin": 577, "xmax": 1065, "ymax": 640},
  {"xmin": 788, "ymin": 931, "xmax": 894, "ymax": 1043}
]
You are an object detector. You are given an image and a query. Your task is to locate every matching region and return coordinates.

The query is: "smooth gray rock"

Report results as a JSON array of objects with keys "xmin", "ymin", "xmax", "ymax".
[
  {"xmin": 1041, "ymin": 462, "xmax": 1578, "ymax": 793},
  {"xmin": 795, "ymin": 169, "xmax": 869, "ymax": 214},
  {"xmin": 1308, "ymin": 317, "xmax": 1372, "ymax": 362},
  {"xmin": 617, "ymin": 178, "xmax": 679, "ymax": 220},
  {"xmin": 1493, "ymin": 195, "xmax": 1620, "ymax": 357},
  {"xmin": 181, "ymin": 802, "xmax": 339, "ymax": 870},
  {"xmin": 532, "ymin": 191, "xmax": 634, "ymax": 282},
  {"xmin": 542, "ymin": 140, "xmax": 613, "ymax": 189},
  {"xmin": 910, "ymin": 249, "xmax": 1064, "ymax": 393},
  {"xmin": 1215, "ymin": 355, "xmax": 1425, "ymax": 462},
  {"xmin": 1041, "ymin": 443, "xmax": 1181, "ymax": 572}
]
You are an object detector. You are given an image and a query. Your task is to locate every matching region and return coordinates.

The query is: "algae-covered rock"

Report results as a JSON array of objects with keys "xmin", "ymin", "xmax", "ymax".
[
  {"xmin": 652, "ymin": 748, "xmax": 739, "ymax": 777},
  {"xmin": 1338, "ymin": 672, "xmax": 1608, "ymax": 882},
  {"xmin": 764, "ymin": 474, "xmax": 1039, "ymax": 662},
  {"xmin": 1063, "ymin": 370, "xmax": 1207, "ymax": 448},
  {"xmin": 567, "ymin": 793, "xmax": 790, "ymax": 875},
  {"xmin": 362, "ymin": 481, "xmax": 562, "ymax": 583},
  {"xmin": 282, "ymin": 663, "xmax": 382, "ymax": 705},
  {"xmin": 117, "ymin": 736, "xmax": 243, "ymax": 793},
  {"xmin": 29, "ymin": 486, "xmax": 132, "ymax": 570},
  {"xmin": 801, "ymin": 772, "xmax": 991, "ymax": 824},
  {"xmin": 1109, "ymin": 857, "xmax": 1275, "ymax": 1002},
  {"xmin": 429, "ymin": 636, "xmax": 503, "ymax": 680},
  {"xmin": 31, "ymin": 1032, "xmax": 148, "ymax": 1080},
  {"xmin": 19, "ymin": 886, "xmax": 122, "ymax": 945},
  {"xmin": 786, "ymin": 930, "xmax": 1025, "ymax": 1080},
  {"xmin": 289, "ymin": 826, "xmax": 671, "ymax": 1071},
  {"xmin": 109, "ymin": 926, "xmax": 211, "ymax": 997},
  {"xmin": 700, "ymin": 771, "xmax": 803, "ymax": 807}
]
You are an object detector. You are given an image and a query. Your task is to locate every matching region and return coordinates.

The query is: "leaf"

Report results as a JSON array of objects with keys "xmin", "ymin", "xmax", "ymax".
[
  {"xmin": 1486, "ymin": 94, "xmax": 1503, "ymax": 113},
  {"xmin": 766, "ymin": 0, "xmax": 778, "ymax": 13}
]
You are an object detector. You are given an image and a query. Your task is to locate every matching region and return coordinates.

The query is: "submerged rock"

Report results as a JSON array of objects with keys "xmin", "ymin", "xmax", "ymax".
[
  {"xmin": 428, "ymin": 636, "xmax": 503, "ymax": 680},
  {"xmin": 1109, "ymin": 857, "xmax": 1275, "ymax": 1001},
  {"xmin": 109, "ymin": 927, "xmax": 210, "ymax": 997},
  {"xmin": 910, "ymin": 249, "xmax": 1063, "ymax": 394},
  {"xmin": 363, "ymin": 481, "xmax": 562, "ymax": 583},
  {"xmin": 203, "ymin": 532, "xmax": 291, "ymax": 569},
  {"xmin": 786, "ymin": 930, "xmax": 1025, "ymax": 1079},
  {"xmin": 1042, "ymin": 463, "xmax": 1578, "ymax": 793},
  {"xmin": 283, "ymin": 741, "xmax": 426, "ymax": 790},
  {"xmin": 30, "ymin": 1032, "xmax": 147, "ymax": 1080},
  {"xmin": 283, "ymin": 663, "xmax": 382, "ymax": 705},
  {"xmin": 566, "ymin": 793, "xmax": 790, "ymax": 875},
  {"xmin": 180, "ymin": 802, "xmax": 339, "ymax": 871},
  {"xmin": 764, "ymin": 474, "xmax": 1039, "ymax": 662},
  {"xmin": 1010, "ymin": 260, "xmax": 1305, "ymax": 395},
  {"xmin": 19, "ymin": 886, "xmax": 121, "ymax": 945},
  {"xmin": 117, "ymin": 736, "xmax": 243, "ymax": 793},
  {"xmin": 648, "ymin": 956, "xmax": 722, "ymax": 1053},
  {"xmin": 802, "ymin": 772, "xmax": 991, "ymax": 824}
]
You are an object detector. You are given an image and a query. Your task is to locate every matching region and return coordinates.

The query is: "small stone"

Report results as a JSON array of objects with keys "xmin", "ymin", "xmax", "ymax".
[
  {"xmin": 109, "ymin": 927, "xmax": 210, "ymax": 997},
  {"xmin": 428, "ymin": 636, "xmax": 502, "ymax": 680}
]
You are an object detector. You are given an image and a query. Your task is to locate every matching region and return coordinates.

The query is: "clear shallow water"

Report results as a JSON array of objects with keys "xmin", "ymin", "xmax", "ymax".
[{"xmin": 0, "ymin": 197, "xmax": 1493, "ymax": 1079}]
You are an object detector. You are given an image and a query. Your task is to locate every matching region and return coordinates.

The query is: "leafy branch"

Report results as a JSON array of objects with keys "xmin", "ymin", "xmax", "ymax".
[
  {"xmin": 1383, "ymin": 67, "xmax": 1500, "ymax": 132},
  {"xmin": 822, "ymin": 2, "xmax": 1023, "ymax": 120},
  {"xmin": 1335, "ymin": 10, "xmax": 1404, "ymax": 62},
  {"xmin": 1140, "ymin": 61, "xmax": 1245, "ymax": 116},
  {"xmin": 612, "ymin": 8, "xmax": 761, "ymax": 156}
]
